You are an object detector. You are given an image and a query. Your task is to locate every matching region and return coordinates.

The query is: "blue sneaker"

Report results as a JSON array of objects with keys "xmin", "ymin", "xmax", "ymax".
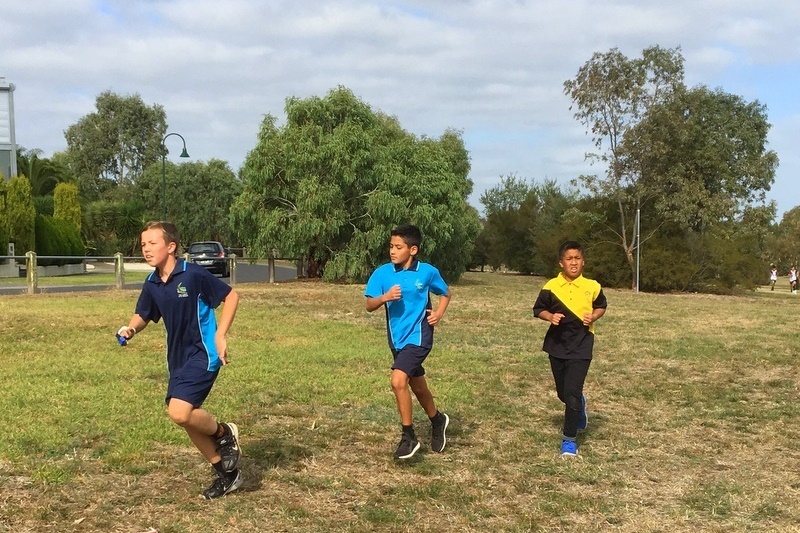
[
  {"xmin": 560, "ymin": 439, "xmax": 578, "ymax": 457},
  {"xmin": 577, "ymin": 395, "xmax": 588, "ymax": 431}
]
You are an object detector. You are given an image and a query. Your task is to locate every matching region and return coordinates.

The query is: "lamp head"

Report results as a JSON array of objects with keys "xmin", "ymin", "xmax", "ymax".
[{"xmin": 179, "ymin": 147, "xmax": 189, "ymax": 158}]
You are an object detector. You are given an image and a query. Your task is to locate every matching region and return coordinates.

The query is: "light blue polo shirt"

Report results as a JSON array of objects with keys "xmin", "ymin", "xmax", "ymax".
[{"xmin": 365, "ymin": 259, "xmax": 449, "ymax": 350}]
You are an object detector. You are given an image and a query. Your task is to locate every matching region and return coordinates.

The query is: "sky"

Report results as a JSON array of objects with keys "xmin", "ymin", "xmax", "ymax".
[{"xmin": 1, "ymin": 0, "xmax": 798, "ymax": 217}]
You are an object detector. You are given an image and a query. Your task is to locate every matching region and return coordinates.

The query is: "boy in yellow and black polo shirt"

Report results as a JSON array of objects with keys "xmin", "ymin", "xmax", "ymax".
[{"xmin": 533, "ymin": 241, "xmax": 607, "ymax": 457}]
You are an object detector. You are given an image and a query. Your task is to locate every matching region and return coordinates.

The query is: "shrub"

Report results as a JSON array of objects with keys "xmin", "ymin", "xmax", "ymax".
[
  {"xmin": 6, "ymin": 176, "xmax": 36, "ymax": 253},
  {"xmin": 0, "ymin": 181, "xmax": 8, "ymax": 256},
  {"xmin": 53, "ymin": 183, "xmax": 81, "ymax": 230},
  {"xmin": 34, "ymin": 215, "xmax": 84, "ymax": 266},
  {"xmin": 0, "ymin": 222, "xmax": 7, "ymax": 257}
]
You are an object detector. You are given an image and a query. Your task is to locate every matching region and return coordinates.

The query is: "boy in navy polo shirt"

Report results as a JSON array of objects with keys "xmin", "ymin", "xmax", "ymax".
[
  {"xmin": 116, "ymin": 221, "xmax": 243, "ymax": 499},
  {"xmin": 365, "ymin": 225, "xmax": 451, "ymax": 459},
  {"xmin": 533, "ymin": 240, "xmax": 607, "ymax": 457}
]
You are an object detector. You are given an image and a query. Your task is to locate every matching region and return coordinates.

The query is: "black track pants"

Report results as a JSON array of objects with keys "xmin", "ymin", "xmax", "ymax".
[{"xmin": 548, "ymin": 356, "xmax": 591, "ymax": 439}]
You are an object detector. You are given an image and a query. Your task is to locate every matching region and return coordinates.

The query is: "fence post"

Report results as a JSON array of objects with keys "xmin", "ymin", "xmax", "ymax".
[
  {"xmin": 268, "ymin": 253, "xmax": 276, "ymax": 284},
  {"xmin": 25, "ymin": 251, "xmax": 38, "ymax": 295},
  {"xmin": 114, "ymin": 252, "xmax": 125, "ymax": 289},
  {"xmin": 267, "ymin": 248, "xmax": 278, "ymax": 283},
  {"xmin": 296, "ymin": 255, "xmax": 305, "ymax": 278},
  {"xmin": 229, "ymin": 254, "xmax": 237, "ymax": 286}
]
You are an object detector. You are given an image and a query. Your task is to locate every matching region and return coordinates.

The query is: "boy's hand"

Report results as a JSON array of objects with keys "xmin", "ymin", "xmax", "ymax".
[
  {"xmin": 116, "ymin": 326, "xmax": 135, "ymax": 347},
  {"xmin": 550, "ymin": 313, "xmax": 565, "ymax": 326},
  {"xmin": 384, "ymin": 285, "xmax": 402, "ymax": 302},
  {"xmin": 426, "ymin": 309, "xmax": 443, "ymax": 326},
  {"xmin": 215, "ymin": 332, "xmax": 229, "ymax": 365},
  {"xmin": 583, "ymin": 313, "xmax": 594, "ymax": 326},
  {"xmin": 117, "ymin": 326, "xmax": 135, "ymax": 339}
]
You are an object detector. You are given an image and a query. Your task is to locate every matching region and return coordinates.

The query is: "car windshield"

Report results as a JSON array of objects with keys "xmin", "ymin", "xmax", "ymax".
[{"xmin": 189, "ymin": 244, "xmax": 219, "ymax": 254}]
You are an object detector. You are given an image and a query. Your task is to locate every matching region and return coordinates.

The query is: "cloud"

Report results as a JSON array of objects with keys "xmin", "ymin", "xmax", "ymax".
[{"xmin": 2, "ymin": 0, "xmax": 798, "ymax": 216}]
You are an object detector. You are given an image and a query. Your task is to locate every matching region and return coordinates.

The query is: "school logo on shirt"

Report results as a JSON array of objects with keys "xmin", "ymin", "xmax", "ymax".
[
  {"xmin": 415, "ymin": 280, "xmax": 424, "ymax": 291},
  {"xmin": 177, "ymin": 282, "xmax": 188, "ymax": 298}
]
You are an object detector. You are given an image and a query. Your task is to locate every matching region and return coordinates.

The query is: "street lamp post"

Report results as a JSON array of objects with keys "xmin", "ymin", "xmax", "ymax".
[{"xmin": 161, "ymin": 132, "xmax": 190, "ymax": 221}]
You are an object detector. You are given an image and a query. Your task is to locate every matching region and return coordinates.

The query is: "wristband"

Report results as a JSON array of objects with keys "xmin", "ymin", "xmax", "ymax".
[{"xmin": 118, "ymin": 326, "xmax": 136, "ymax": 336}]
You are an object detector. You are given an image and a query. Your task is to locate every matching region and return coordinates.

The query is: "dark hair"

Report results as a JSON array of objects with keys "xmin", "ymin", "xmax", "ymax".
[
  {"xmin": 142, "ymin": 221, "xmax": 181, "ymax": 251},
  {"xmin": 558, "ymin": 240, "xmax": 583, "ymax": 259},
  {"xmin": 391, "ymin": 224, "xmax": 422, "ymax": 249}
]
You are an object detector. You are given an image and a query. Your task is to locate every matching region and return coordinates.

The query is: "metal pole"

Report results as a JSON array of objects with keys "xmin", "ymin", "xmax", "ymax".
[
  {"xmin": 161, "ymin": 132, "xmax": 189, "ymax": 221},
  {"xmin": 161, "ymin": 153, "xmax": 166, "ymax": 221},
  {"xmin": 635, "ymin": 207, "xmax": 640, "ymax": 293}
]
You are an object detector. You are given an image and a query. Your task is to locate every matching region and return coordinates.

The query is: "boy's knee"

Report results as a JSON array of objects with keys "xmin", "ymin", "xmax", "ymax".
[
  {"xmin": 564, "ymin": 393, "xmax": 582, "ymax": 412},
  {"xmin": 167, "ymin": 408, "xmax": 192, "ymax": 427},
  {"xmin": 390, "ymin": 372, "xmax": 410, "ymax": 392},
  {"xmin": 409, "ymin": 376, "xmax": 429, "ymax": 395}
]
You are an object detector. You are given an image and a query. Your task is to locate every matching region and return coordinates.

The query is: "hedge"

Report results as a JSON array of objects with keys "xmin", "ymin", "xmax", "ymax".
[{"xmin": 34, "ymin": 215, "xmax": 84, "ymax": 266}]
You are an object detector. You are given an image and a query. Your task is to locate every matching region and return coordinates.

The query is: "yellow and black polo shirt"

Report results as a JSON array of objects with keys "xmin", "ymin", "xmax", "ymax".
[{"xmin": 532, "ymin": 273, "xmax": 607, "ymax": 360}]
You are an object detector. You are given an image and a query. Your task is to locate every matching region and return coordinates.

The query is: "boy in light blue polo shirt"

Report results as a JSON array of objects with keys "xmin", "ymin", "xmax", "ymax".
[{"xmin": 365, "ymin": 225, "xmax": 451, "ymax": 459}]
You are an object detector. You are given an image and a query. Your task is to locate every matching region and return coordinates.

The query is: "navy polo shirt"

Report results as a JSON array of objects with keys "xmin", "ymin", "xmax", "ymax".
[
  {"xmin": 135, "ymin": 259, "xmax": 232, "ymax": 373},
  {"xmin": 365, "ymin": 259, "xmax": 449, "ymax": 350}
]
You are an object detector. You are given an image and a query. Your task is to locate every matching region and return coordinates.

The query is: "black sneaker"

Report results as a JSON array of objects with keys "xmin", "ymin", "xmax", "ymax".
[
  {"xmin": 202, "ymin": 469, "xmax": 242, "ymax": 500},
  {"xmin": 393, "ymin": 434, "xmax": 420, "ymax": 459},
  {"xmin": 215, "ymin": 422, "xmax": 241, "ymax": 472},
  {"xmin": 430, "ymin": 412, "xmax": 450, "ymax": 453}
]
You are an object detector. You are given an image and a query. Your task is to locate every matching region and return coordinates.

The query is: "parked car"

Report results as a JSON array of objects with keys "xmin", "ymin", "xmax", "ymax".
[{"xmin": 187, "ymin": 241, "xmax": 230, "ymax": 277}]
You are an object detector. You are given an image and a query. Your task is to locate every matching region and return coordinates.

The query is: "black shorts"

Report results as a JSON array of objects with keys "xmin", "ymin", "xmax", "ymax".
[
  {"xmin": 391, "ymin": 345, "xmax": 431, "ymax": 378},
  {"xmin": 166, "ymin": 356, "xmax": 219, "ymax": 408}
]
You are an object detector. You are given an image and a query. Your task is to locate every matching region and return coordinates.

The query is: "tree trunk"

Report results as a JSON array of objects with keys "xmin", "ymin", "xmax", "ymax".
[{"xmin": 626, "ymin": 246, "xmax": 636, "ymax": 290}]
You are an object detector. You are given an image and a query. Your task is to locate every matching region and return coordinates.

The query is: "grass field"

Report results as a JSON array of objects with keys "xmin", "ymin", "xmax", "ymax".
[{"xmin": 1, "ymin": 273, "xmax": 798, "ymax": 532}]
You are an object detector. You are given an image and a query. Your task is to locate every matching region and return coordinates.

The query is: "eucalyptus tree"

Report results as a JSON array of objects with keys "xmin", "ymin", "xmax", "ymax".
[
  {"xmin": 625, "ymin": 85, "xmax": 778, "ymax": 231},
  {"xmin": 231, "ymin": 86, "xmax": 479, "ymax": 282},
  {"xmin": 476, "ymin": 174, "xmax": 531, "ymax": 272},
  {"xmin": 764, "ymin": 207, "xmax": 800, "ymax": 270},
  {"xmin": 64, "ymin": 91, "xmax": 167, "ymax": 200},
  {"xmin": 564, "ymin": 45, "xmax": 685, "ymax": 288},
  {"xmin": 136, "ymin": 159, "xmax": 241, "ymax": 245},
  {"xmin": 478, "ymin": 175, "xmax": 577, "ymax": 275}
]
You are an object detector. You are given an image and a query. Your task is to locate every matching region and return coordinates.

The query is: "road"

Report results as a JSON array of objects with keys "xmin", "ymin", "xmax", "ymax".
[
  {"xmin": 0, "ymin": 261, "xmax": 298, "ymax": 295},
  {"xmin": 233, "ymin": 262, "xmax": 298, "ymax": 284}
]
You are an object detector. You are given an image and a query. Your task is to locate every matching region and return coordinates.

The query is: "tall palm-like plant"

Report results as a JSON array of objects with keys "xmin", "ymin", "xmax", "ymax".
[{"xmin": 16, "ymin": 148, "xmax": 73, "ymax": 197}]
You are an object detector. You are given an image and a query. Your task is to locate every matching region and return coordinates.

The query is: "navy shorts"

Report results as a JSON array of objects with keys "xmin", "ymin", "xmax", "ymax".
[
  {"xmin": 391, "ymin": 345, "xmax": 431, "ymax": 378},
  {"xmin": 165, "ymin": 356, "xmax": 219, "ymax": 408}
]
